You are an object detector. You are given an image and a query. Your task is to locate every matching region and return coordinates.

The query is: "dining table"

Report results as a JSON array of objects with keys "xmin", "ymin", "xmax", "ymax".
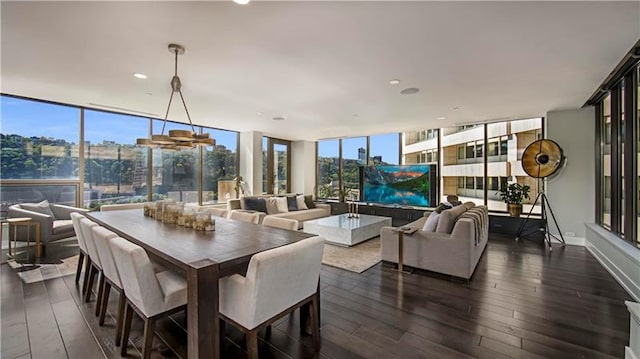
[{"xmin": 87, "ymin": 209, "xmax": 315, "ymax": 359}]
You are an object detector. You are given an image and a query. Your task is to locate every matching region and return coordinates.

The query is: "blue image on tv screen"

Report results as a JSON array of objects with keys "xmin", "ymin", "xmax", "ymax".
[{"xmin": 363, "ymin": 164, "xmax": 434, "ymax": 207}]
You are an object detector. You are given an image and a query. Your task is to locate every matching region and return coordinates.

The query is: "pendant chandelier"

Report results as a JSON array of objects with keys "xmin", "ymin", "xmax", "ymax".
[{"xmin": 136, "ymin": 44, "xmax": 215, "ymax": 150}]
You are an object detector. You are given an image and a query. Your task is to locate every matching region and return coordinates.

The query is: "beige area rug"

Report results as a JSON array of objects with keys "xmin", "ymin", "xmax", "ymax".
[
  {"xmin": 321, "ymin": 237, "xmax": 381, "ymax": 273},
  {"xmin": 11, "ymin": 254, "xmax": 79, "ymax": 284}
]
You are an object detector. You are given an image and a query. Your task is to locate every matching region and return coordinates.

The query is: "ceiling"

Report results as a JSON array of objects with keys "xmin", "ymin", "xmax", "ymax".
[{"xmin": 2, "ymin": 1, "xmax": 639, "ymax": 141}]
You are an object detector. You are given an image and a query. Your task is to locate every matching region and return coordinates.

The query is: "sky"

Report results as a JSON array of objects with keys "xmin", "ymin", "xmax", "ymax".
[
  {"xmin": 2, "ymin": 96, "xmax": 400, "ymax": 163},
  {"xmin": 1, "ymin": 96, "xmax": 238, "ymax": 150},
  {"xmin": 318, "ymin": 133, "xmax": 400, "ymax": 165}
]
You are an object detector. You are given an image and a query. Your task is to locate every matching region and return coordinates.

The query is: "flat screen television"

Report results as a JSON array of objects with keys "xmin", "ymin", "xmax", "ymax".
[{"xmin": 362, "ymin": 164, "xmax": 436, "ymax": 207}]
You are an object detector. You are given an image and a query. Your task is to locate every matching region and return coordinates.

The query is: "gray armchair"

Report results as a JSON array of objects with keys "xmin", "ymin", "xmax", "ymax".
[{"xmin": 7, "ymin": 202, "xmax": 89, "ymax": 252}]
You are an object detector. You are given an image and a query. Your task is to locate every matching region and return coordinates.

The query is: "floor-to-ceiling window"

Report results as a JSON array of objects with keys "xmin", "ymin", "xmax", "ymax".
[
  {"xmin": 84, "ymin": 110, "xmax": 149, "ymax": 209},
  {"xmin": 594, "ymin": 61, "xmax": 639, "ymax": 249},
  {"xmin": 317, "ymin": 139, "xmax": 340, "ymax": 200},
  {"xmin": 0, "ymin": 94, "xmax": 239, "ymax": 211},
  {"xmin": 317, "ymin": 134, "xmax": 400, "ymax": 201},
  {"xmin": 637, "ymin": 65, "xmax": 640, "ymax": 247},
  {"xmin": 0, "ymin": 96, "xmax": 81, "ymax": 214},
  {"xmin": 341, "ymin": 137, "xmax": 366, "ymax": 200},
  {"xmin": 369, "ymin": 133, "xmax": 400, "ymax": 165},
  {"xmin": 602, "ymin": 94, "xmax": 613, "ymax": 229},
  {"xmin": 151, "ymin": 120, "xmax": 200, "ymax": 204},
  {"xmin": 202, "ymin": 128, "xmax": 238, "ymax": 203},
  {"xmin": 263, "ymin": 137, "xmax": 290, "ymax": 195},
  {"xmin": 402, "ymin": 118, "xmax": 542, "ymax": 213}
]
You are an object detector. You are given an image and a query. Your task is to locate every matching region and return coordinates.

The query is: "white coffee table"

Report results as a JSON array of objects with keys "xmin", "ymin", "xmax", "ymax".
[{"xmin": 303, "ymin": 213, "xmax": 392, "ymax": 247}]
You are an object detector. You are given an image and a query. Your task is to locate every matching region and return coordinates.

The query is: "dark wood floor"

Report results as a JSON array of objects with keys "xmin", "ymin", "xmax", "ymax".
[{"xmin": 1, "ymin": 235, "xmax": 632, "ymax": 359}]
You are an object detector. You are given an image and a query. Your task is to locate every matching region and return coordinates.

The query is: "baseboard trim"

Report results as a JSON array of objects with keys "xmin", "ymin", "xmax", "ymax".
[{"xmin": 561, "ymin": 235, "xmax": 585, "ymax": 246}]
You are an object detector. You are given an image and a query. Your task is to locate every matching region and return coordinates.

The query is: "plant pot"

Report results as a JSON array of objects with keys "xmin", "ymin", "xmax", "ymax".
[{"xmin": 507, "ymin": 203, "xmax": 522, "ymax": 217}]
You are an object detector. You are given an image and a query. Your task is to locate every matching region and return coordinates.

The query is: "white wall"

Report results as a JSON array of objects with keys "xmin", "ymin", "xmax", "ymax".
[
  {"xmin": 291, "ymin": 141, "xmax": 316, "ymax": 195},
  {"xmin": 239, "ymin": 131, "xmax": 263, "ymax": 196},
  {"xmin": 546, "ymin": 107, "xmax": 595, "ymax": 245},
  {"xmin": 547, "ymin": 106, "xmax": 640, "ymax": 300}
]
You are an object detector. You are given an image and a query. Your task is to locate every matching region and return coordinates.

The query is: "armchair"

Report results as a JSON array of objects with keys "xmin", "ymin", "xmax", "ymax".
[{"xmin": 8, "ymin": 201, "xmax": 88, "ymax": 252}]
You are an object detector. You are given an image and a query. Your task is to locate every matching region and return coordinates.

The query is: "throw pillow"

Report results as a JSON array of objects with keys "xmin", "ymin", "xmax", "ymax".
[
  {"xmin": 421, "ymin": 211, "xmax": 440, "ymax": 232},
  {"xmin": 265, "ymin": 197, "xmax": 279, "ymax": 214},
  {"xmin": 287, "ymin": 196, "xmax": 299, "ymax": 211},
  {"xmin": 276, "ymin": 197, "xmax": 289, "ymax": 213},
  {"xmin": 296, "ymin": 195, "xmax": 308, "ymax": 210},
  {"xmin": 22, "ymin": 200, "xmax": 55, "ymax": 218},
  {"xmin": 304, "ymin": 195, "xmax": 316, "ymax": 209},
  {"xmin": 242, "ymin": 197, "xmax": 268, "ymax": 213}
]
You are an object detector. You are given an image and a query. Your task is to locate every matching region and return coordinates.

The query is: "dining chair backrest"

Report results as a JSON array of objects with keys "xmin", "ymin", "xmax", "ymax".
[
  {"xmin": 109, "ymin": 236, "xmax": 166, "ymax": 317},
  {"xmin": 235, "ymin": 236, "xmax": 324, "ymax": 329},
  {"xmin": 262, "ymin": 217, "xmax": 299, "ymax": 231},
  {"xmin": 79, "ymin": 218, "xmax": 102, "ymax": 269},
  {"xmin": 229, "ymin": 211, "xmax": 260, "ymax": 224},
  {"xmin": 91, "ymin": 226, "xmax": 121, "ymax": 287},
  {"xmin": 70, "ymin": 212, "xmax": 88, "ymax": 252}
]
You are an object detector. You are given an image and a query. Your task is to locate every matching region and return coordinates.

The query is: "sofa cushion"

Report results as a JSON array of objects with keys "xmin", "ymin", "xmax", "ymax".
[
  {"xmin": 270, "ymin": 208, "xmax": 328, "ymax": 228},
  {"xmin": 22, "ymin": 200, "xmax": 56, "ymax": 218},
  {"xmin": 304, "ymin": 195, "xmax": 316, "ymax": 209},
  {"xmin": 421, "ymin": 211, "xmax": 440, "ymax": 232},
  {"xmin": 265, "ymin": 197, "xmax": 279, "ymax": 215},
  {"xmin": 53, "ymin": 220, "xmax": 74, "ymax": 235},
  {"xmin": 242, "ymin": 197, "xmax": 267, "ymax": 213},
  {"xmin": 296, "ymin": 195, "xmax": 308, "ymax": 210},
  {"xmin": 435, "ymin": 204, "xmax": 468, "ymax": 234},
  {"xmin": 276, "ymin": 197, "xmax": 289, "ymax": 213},
  {"xmin": 286, "ymin": 196, "xmax": 299, "ymax": 211}
]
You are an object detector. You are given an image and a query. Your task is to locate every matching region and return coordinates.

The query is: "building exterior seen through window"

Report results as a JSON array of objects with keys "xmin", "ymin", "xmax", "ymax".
[{"xmin": 401, "ymin": 118, "xmax": 543, "ymax": 214}]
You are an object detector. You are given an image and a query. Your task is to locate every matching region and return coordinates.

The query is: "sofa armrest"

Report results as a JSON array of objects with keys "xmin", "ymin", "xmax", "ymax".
[
  {"xmin": 227, "ymin": 199, "xmax": 242, "ymax": 211},
  {"xmin": 51, "ymin": 204, "xmax": 89, "ymax": 220},
  {"xmin": 314, "ymin": 203, "xmax": 331, "ymax": 216},
  {"xmin": 8, "ymin": 207, "xmax": 54, "ymax": 237}
]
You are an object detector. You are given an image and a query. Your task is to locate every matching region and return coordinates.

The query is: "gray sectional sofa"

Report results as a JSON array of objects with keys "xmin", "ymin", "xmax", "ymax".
[{"xmin": 380, "ymin": 202, "xmax": 488, "ymax": 280}]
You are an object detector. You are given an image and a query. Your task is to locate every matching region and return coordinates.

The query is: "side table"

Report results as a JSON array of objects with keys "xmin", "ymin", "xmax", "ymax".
[
  {"xmin": 1, "ymin": 217, "xmax": 41, "ymax": 260},
  {"xmin": 391, "ymin": 227, "xmax": 415, "ymax": 274}
]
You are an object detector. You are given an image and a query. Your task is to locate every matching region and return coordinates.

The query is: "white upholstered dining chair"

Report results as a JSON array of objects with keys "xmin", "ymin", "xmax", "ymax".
[
  {"xmin": 79, "ymin": 218, "xmax": 103, "ymax": 306},
  {"xmin": 262, "ymin": 216, "xmax": 299, "ymax": 231},
  {"xmin": 219, "ymin": 235, "xmax": 325, "ymax": 358},
  {"xmin": 70, "ymin": 212, "xmax": 90, "ymax": 290},
  {"xmin": 90, "ymin": 226, "xmax": 126, "ymax": 345},
  {"xmin": 109, "ymin": 236, "xmax": 187, "ymax": 359},
  {"xmin": 229, "ymin": 211, "xmax": 260, "ymax": 224}
]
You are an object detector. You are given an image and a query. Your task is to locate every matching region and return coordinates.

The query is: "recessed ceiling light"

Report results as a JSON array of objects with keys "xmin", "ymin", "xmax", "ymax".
[
  {"xmin": 233, "ymin": 0, "xmax": 250, "ymax": 4},
  {"xmin": 453, "ymin": 107, "xmax": 460, "ymax": 111},
  {"xmin": 145, "ymin": 93, "xmax": 153, "ymax": 96},
  {"xmin": 437, "ymin": 117, "xmax": 446, "ymax": 120},
  {"xmin": 133, "ymin": 73, "xmax": 147, "ymax": 79},
  {"xmin": 400, "ymin": 88, "xmax": 419, "ymax": 95},
  {"xmin": 389, "ymin": 79, "xmax": 401, "ymax": 85},
  {"xmin": 256, "ymin": 112, "xmax": 263, "ymax": 116},
  {"xmin": 272, "ymin": 116, "xmax": 285, "ymax": 121},
  {"xmin": 353, "ymin": 114, "xmax": 359, "ymax": 117}
]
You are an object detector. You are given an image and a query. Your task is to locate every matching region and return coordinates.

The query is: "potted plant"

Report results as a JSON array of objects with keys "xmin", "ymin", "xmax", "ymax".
[{"xmin": 497, "ymin": 183, "xmax": 531, "ymax": 217}]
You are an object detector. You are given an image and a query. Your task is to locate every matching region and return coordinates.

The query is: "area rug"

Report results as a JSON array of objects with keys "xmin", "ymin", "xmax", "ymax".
[
  {"xmin": 11, "ymin": 254, "xmax": 79, "ymax": 284},
  {"xmin": 321, "ymin": 237, "xmax": 381, "ymax": 273}
]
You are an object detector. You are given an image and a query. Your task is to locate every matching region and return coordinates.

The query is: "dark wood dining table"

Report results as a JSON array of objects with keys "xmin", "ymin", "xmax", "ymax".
[{"xmin": 87, "ymin": 209, "xmax": 315, "ymax": 359}]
